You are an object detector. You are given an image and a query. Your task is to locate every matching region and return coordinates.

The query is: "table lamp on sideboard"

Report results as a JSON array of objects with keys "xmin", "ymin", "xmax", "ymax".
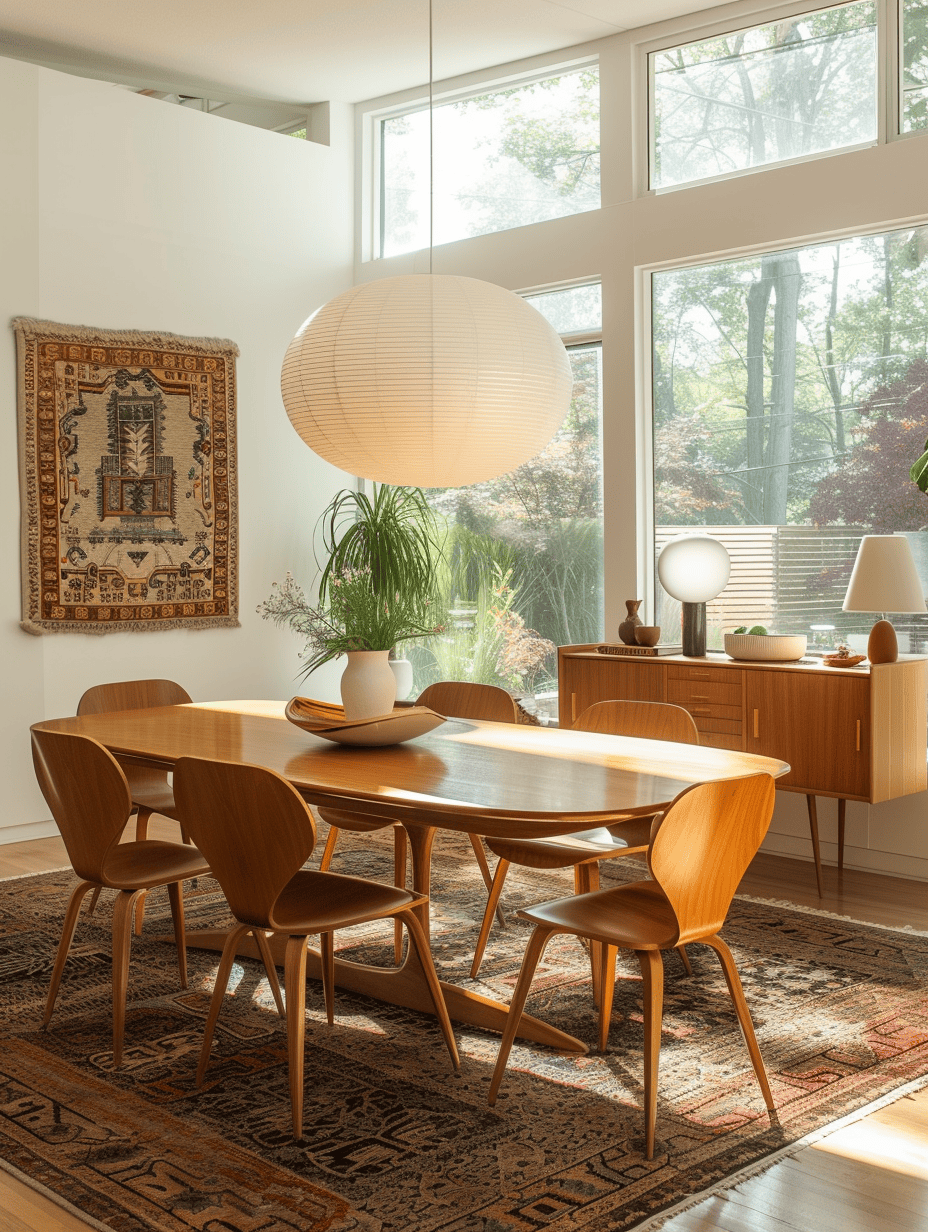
[
  {"xmin": 657, "ymin": 533, "xmax": 731, "ymax": 657},
  {"xmin": 842, "ymin": 535, "xmax": 927, "ymax": 664}
]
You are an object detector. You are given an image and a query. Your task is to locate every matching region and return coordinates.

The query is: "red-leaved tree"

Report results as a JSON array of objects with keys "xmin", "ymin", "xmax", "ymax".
[{"xmin": 810, "ymin": 359, "xmax": 928, "ymax": 532}]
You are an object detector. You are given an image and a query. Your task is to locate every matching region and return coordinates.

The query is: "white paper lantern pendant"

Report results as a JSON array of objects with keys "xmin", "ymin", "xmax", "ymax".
[{"xmin": 281, "ymin": 273, "xmax": 573, "ymax": 488}]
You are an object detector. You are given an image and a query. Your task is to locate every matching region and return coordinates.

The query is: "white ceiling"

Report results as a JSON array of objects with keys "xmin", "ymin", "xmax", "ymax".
[{"xmin": 0, "ymin": 0, "xmax": 725, "ymax": 105}]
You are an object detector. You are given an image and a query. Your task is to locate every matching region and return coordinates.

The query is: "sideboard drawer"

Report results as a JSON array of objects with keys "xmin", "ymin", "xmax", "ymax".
[
  {"xmin": 667, "ymin": 678, "xmax": 741, "ymax": 707},
  {"xmin": 685, "ymin": 701, "xmax": 742, "ymax": 722},
  {"xmin": 691, "ymin": 715, "xmax": 742, "ymax": 736},
  {"xmin": 667, "ymin": 665, "xmax": 733, "ymax": 686}
]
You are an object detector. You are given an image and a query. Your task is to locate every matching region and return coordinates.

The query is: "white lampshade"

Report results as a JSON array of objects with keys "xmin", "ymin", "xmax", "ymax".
[
  {"xmin": 281, "ymin": 274, "xmax": 573, "ymax": 488},
  {"xmin": 657, "ymin": 534, "xmax": 731, "ymax": 603},
  {"xmin": 843, "ymin": 535, "xmax": 927, "ymax": 614}
]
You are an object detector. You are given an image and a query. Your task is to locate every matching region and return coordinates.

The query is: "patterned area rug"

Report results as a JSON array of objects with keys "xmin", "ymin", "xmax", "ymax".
[{"xmin": 2, "ymin": 825, "xmax": 927, "ymax": 1232}]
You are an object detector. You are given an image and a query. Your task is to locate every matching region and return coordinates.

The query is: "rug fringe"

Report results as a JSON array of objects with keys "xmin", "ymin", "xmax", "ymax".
[
  {"xmin": 635, "ymin": 1071, "xmax": 928, "ymax": 1231},
  {"xmin": 734, "ymin": 893, "xmax": 928, "ymax": 936}
]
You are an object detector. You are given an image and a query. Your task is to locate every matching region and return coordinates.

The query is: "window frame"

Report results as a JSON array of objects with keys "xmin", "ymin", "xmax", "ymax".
[
  {"xmin": 639, "ymin": 0, "xmax": 890, "ymax": 198},
  {"xmin": 638, "ymin": 215, "xmax": 928, "ymax": 629},
  {"xmin": 369, "ymin": 55, "xmax": 600, "ymax": 262}
]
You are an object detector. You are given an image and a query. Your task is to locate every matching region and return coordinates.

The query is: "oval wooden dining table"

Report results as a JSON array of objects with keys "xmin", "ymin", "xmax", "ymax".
[{"xmin": 33, "ymin": 699, "xmax": 790, "ymax": 1053}]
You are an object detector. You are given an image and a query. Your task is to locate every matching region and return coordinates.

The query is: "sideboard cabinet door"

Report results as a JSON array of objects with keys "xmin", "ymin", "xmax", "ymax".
[
  {"xmin": 559, "ymin": 656, "xmax": 662, "ymax": 726},
  {"xmin": 745, "ymin": 670, "xmax": 870, "ymax": 798}
]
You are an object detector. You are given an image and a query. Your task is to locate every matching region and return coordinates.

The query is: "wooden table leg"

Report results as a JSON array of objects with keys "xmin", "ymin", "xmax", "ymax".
[
  {"xmin": 174, "ymin": 817, "xmax": 588, "ymax": 1054},
  {"xmin": 805, "ymin": 794, "xmax": 824, "ymax": 898},
  {"xmin": 837, "ymin": 797, "xmax": 846, "ymax": 875}
]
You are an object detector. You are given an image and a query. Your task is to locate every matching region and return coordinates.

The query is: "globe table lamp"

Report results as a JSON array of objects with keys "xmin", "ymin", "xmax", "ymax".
[
  {"xmin": 842, "ymin": 535, "xmax": 927, "ymax": 664},
  {"xmin": 657, "ymin": 534, "xmax": 731, "ymax": 657}
]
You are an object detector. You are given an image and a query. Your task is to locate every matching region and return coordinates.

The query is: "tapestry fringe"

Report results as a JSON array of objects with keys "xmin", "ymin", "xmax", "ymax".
[
  {"xmin": 635, "ymin": 1070, "xmax": 928, "ymax": 1231},
  {"xmin": 10, "ymin": 316, "xmax": 239, "ymax": 356},
  {"xmin": 20, "ymin": 617, "xmax": 241, "ymax": 636}
]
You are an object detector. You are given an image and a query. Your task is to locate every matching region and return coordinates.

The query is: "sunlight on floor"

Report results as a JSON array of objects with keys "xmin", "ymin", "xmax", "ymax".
[{"xmin": 814, "ymin": 1104, "xmax": 928, "ymax": 1180}]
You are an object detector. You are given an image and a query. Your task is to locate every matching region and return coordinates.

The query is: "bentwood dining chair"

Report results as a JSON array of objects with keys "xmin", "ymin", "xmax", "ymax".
[
  {"xmin": 470, "ymin": 700, "xmax": 701, "ymax": 981},
  {"xmin": 316, "ymin": 681, "xmax": 519, "ymax": 960},
  {"xmin": 173, "ymin": 755, "xmax": 460, "ymax": 1141},
  {"xmin": 30, "ymin": 728, "xmax": 211, "ymax": 1067},
  {"xmin": 488, "ymin": 772, "xmax": 778, "ymax": 1160},
  {"xmin": 78, "ymin": 679, "xmax": 194, "ymax": 933}
]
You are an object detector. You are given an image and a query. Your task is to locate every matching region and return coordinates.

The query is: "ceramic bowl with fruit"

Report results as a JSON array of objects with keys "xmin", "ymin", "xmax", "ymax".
[{"xmin": 723, "ymin": 625, "xmax": 807, "ymax": 661}]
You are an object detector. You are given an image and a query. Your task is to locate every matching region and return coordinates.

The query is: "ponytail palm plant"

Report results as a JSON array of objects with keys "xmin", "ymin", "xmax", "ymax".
[{"xmin": 259, "ymin": 484, "xmax": 443, "ymax": 678}]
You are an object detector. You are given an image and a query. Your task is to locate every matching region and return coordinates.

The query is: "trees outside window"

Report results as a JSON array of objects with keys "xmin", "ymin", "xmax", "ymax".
[
  {"xmin": 406, "ymin": 285, "xmax": 603, "ymax": 713},
  {"xmin": 651, "ymin": 2, "xmax": 877, "ymax": 189},
  {"xmin": 380, "ymin": 67, "xmax": 599, "ymax": 258},
  {"xmin": 652, "ymin": 226, "xmax": 928, "ymax": 649}
]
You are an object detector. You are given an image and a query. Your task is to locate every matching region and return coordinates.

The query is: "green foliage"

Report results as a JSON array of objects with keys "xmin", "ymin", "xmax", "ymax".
[
  {"xmin": 317, "ymin": 484, "xmax": 440, "ymax": 615},
  {"xmin": 259, "ymin": 484, "xmax": 443, "ymax": 676}
]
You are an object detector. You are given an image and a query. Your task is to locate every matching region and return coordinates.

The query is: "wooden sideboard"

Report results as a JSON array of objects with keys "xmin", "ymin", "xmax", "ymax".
[{"xmin": 557, "ymin": 645, "xmax": 927, "ymax": 807}]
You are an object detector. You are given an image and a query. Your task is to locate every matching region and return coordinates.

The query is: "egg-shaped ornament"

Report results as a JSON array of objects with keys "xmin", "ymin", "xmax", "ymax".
[{"xmin": 280, "ymin": 274, "xmax": 573, "ymax": 487}]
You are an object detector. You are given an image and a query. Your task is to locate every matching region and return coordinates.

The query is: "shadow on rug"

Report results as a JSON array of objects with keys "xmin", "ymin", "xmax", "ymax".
[{"xmin": 1, "ymin": 825, "xmax": 927, "ymax": 1232}]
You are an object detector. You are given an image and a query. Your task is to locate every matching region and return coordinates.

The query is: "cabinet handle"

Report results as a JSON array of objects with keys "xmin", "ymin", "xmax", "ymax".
[
  {"xmin": 690, "ymin": 707, "xmax": 711, "ymax": 716},
  {"xmin": 753, "ymin": 708, "xmax": 759, "ymax": 739},
  {"xmin": 571, "ymin": 692, "xmax": 577, "ymax": 724},
  {"xmin": 691, "ymin": 694, "xmax": 710, "ymax": 700},
  {"xmin": 856, "ymin": 719, "xmax": 861, "ymax": 752}
]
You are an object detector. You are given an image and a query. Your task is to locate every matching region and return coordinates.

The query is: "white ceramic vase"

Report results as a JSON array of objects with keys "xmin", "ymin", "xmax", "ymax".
[
  {"xmin": 388, "ymin": 656, "xmax": 414, "ymax": 702},
  {"xmin": 340, "ymin": 650, "xmax": 396, "ymax": 720}
]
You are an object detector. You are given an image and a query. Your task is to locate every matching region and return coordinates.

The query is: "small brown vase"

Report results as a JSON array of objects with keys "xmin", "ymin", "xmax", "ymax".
[{"xmin": 618, "ymin": 599, "xmax": 643, "ymax": 645}]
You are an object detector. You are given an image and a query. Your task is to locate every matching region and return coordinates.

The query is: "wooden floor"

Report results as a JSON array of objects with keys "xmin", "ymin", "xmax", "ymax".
[{"xmin": 2, "ymin": 824, "xmax": 927, "ymax": 1232}]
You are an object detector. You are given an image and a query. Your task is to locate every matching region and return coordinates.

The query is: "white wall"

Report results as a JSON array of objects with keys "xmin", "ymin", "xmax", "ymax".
[
  {"xmin": 355, "ymin": 4, "xmax": 928, "ymax": 881},
  {"xmin": 1, "ymin": 59, "xmax": 356, "ymax": 840}
]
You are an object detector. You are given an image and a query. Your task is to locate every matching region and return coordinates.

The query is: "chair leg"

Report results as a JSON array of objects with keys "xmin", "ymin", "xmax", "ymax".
[
  {"xmin": 134, "ymin": 808, "xmax": 152, "ymax": 842},
  {"xmin": 677, "ymin": 946, "xmax": 693, "ymax": 976},
  {"xmin": 284, "ymin": 935, "xmax": 309, "ymax": 1141},
  {"xmin": 488, "ymin": 925, "xmax": 557, "ymax": 1105},
  {"xmin": 837, "ymin": 798, "xmax": 846, "ymax": 876},
  {"xmin": 318, "ymin": 825, "xmax": 339, "ymax": 872},
  {"xmin": 43, "ymin": 880, "xmax": 95, "ymax": 1029},
  {"xmin": 703, "ymin": 935, "xmax": 774, "ymax": 1112},
  {"xmin": 469, "ymin": 834, "xmax": 505, "ymax": 928},
  {"xmin": 132, "ymin": 809, "xmax": 154, "ymax": 936},
  {"xmin": 636, "ymin": 948, "xmax": 664, "ymax": 1162},
  {"xmin": 196, "ymin": 923, "xmax": 253, "ymax": 1085},
  {"xmin": 598, "ymin": 943, "xmax": 618, "ymax": 1052},
  {"xmin": 112, "ymin": 889, "xmax": 144, "ymax": 1068},
  {"xmin": 320, "ymin": 932, "xmax": 335, "ymax": 1024},
  {"xmin": 470, "ymin": 858, "xmax": 510, "ymax": 979},
  {"xmin": 85, "ymin": 886, "xmax": 102, "ymax": 917},
  {"xmin": 393, "ymin": 825, "xmax": 408, "ymax": 963},
  {"xmin": 253, "ymin": 929, "xmax": 285, "ymax": 1018},
  {"xmin": 166, "ymin": 880, "xmax": 188, "ymax": 990},
  {"xmin": 575, "ymin": 862, "xmax": 602, "ymax": 1008},
  {"xmin": 398, "ymin": 908, "xmax": 460, "ymax": 1072},
  {"xmin": 805, "ymin": 794, "xmax": 824, "ymax": 898}
]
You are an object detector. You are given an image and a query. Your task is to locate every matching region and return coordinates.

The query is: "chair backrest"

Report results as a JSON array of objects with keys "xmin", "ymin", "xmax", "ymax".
[
  {"xmin": 77, "ymin": 679, "xmax": 192, "ymax": 717},
  {"xmin": 416, "ymin": 681, "xmax": 518, "ymax": 724},
  {"xmin": 31, "ymin": 729, "xmax": 134, "ymax": 883},
  {"xmin": 648, "ymin": 773, "xmax": 775, "ymax": 945},
  {"xmin": 574, "ymin": 700, "xmax": 699, "ymax": 744},
  {"xmin": 173, "ymin": 757, "xmax": 317, "ymax": 930}
]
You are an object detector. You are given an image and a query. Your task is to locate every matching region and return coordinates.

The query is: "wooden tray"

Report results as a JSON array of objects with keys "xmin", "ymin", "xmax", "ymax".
[{"xmin": 285, "ymin": 697, "xmax": 446, "ymax": 746}]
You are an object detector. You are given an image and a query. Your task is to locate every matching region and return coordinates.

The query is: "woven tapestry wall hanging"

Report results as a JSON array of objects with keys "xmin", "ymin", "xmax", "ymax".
[{"xmin": 14, "ymin": 318, "xmax": 239, "ymax": 634}]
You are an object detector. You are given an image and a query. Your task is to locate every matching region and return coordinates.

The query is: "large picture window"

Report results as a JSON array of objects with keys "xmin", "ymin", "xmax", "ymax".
[
  {"xmin": 652, "ymin": 226, "xmax": 928, "ymax": 651},
  {"xmin": 407, "ymin": 284, "xmax": 604, "ymax": 718},
  {"xmin": 379, "ymin": 67, "xmax": 600, "ymax": 258},
  {"xmin": 650, "ymin": 1, "xmax": 878, "ymax": 190}
]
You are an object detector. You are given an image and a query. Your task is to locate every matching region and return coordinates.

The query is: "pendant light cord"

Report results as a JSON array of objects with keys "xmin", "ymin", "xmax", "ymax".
[{"xmin": 429, "ymin": 0, "xmax": 434, "ymax": 274}]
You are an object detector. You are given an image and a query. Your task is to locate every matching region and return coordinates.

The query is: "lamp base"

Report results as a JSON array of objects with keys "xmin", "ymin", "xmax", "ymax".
[
  {"xmin": 867, "ymin": 618, "xmax": 898, "ymax": 664},
  {"xmin": 681, "ymin": 601, "xmax": 707, "ymax": 657}
]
